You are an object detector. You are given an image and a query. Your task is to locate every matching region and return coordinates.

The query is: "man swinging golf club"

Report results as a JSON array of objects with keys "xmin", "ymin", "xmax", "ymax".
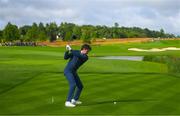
[{"xmin": 64, "ymin": 44, "xmax": 91, "ymax": 107}]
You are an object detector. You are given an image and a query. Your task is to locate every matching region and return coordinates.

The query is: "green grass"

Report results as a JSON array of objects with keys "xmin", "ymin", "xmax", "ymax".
[
  {"xmin": 91, "ymin": 40, "xmax": 180, "ymax": 56},
  {"xmin": 0, "ymin": 40, "xmax": 180, "ymax": 115}
]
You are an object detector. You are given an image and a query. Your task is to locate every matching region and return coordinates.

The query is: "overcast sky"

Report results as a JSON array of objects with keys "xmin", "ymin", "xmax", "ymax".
[{"xmin": 0, "ymin": 0, "xmax": 180, "ymax": 35}]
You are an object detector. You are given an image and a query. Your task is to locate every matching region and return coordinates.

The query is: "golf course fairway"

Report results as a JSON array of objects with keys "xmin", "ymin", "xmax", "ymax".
[{"xmin": 0, "ymin": 40, "xmax": 180, "ymax": 115}]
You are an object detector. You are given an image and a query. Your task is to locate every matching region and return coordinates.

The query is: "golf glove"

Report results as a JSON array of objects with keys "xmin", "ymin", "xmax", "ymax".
[{"xmin": 66, "ymin": 45, "xmax": 72, "ymax": 51}]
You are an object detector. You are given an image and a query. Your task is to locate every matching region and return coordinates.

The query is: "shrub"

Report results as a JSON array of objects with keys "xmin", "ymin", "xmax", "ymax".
[{"xmin": 143, "ymin": 56, "xmax": 180, "ymax": 73}]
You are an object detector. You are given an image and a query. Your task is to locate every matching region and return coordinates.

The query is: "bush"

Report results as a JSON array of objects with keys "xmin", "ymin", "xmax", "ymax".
[
  {"xmin": 167, "ymin": 57, "xmax": 180, "ymax": 73},
  {"xmin": 143, "ymin": 56, "xmax": 180, "ymax": 73},
  {"xmin": 143, "ymin": 56, "xmax": 170, "ymax": 63}
]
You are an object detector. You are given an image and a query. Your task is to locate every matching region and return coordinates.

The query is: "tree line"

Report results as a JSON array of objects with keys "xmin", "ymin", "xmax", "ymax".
[{"xmin": 0, "ymin": 22, "xmax": 176, "ymax": 43}]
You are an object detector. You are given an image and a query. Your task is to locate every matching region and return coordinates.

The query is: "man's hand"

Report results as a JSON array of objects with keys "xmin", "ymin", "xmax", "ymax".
[{"xmin": 66, "ymin": 45, "xmax": 72, "ymax": 51}]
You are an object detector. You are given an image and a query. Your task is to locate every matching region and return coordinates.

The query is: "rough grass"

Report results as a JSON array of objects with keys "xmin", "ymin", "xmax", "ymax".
[{"xmin": 143, "ymin": 55, "xmax": 180, "ymax": 73}]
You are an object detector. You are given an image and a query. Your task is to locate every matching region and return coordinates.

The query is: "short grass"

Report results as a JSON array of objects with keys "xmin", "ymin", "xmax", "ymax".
[
  {"xmin": 90, "ymin": 40, "xmax": 180, "ymax": 56},
  {"xmin": 0, "ymin": 40, "xmax": 180, "ymax": 115}
]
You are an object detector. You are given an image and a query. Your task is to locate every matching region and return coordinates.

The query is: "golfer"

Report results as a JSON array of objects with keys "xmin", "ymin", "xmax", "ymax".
[{"xmin": 64, "ymin": 44, "xmax": 91, "ymax": 107}]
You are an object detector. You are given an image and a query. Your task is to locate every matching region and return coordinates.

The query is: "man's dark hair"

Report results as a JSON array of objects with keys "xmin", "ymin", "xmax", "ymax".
[{"xmin": 81, "ymin": 44, "xmax": 92, "ymax": 51}]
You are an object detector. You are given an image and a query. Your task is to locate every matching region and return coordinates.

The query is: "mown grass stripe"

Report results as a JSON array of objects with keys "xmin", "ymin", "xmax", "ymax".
[
  {"xmin": 140, "ymin": 78, "xmax": 180, "ymax": 115},
  {"xmin": 83, "ymin": 74, "xmax": 176, "ymax": 115},
  {"xmin": 110, "ymin": 75, "xmax": 180, "ymax": 115},
  {"xmin": 83, "ymin": 74, "xmax": 159, "ymax": 98}
]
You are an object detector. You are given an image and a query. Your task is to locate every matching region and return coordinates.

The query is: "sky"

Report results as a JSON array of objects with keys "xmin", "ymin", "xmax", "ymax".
[{"xmin": 0, "ymin": 0, "xmax": 180, "ymax": 35}]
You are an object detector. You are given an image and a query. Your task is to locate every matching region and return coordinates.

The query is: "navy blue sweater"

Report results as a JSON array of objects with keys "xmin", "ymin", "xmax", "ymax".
[{"xmin": 64, "ymin": 50, "xmax": 88, "ymax": 73}]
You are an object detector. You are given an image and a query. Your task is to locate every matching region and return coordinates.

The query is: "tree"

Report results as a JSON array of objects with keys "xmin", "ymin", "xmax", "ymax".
[
  {"xmin": 38, "ymin": 31, "xmax": 47, "ymax": 41},
  {"xmin": 144, "ymin": 28, "xmax": 152, "ymax": 37},
  {"xmin": 114, "ymin": 22, "xmax": 119, "ymax": 28},
  {"xmin": 38, "ymin": 22, "xmax": 47, "ymax": 41},
  {"xmin": 1, "ymin": 22, "xmax": 176, "ymax": 42},
  {"xmin": 39, "ymin": 22, "xmax": 46, "ymax": 32},
  {"xmin": 46, "ymin": 22, "xmax": 58, "ymax": 42},
  {"xmin": 19, "ymin": 25, "xmax": 31, "ymax": 36},
  {"xmin": 59, "ymin": 22, "xmax": 75, "ymax": 41},
  {"xmin": 72, "ymin": 26, "xmax": 81, "ymax": 39},
  {"xmin": 3, "ymin": 22, "xmax": 20, "ymax": 42},
  {"xmin": 159, "ymin": 28, "xmax": 165, "ymax": 37},
  {"xmin": 19, "ymin": 25, "xmax": 31, "ymax": 41},
  {"xmin": 0, "ymin": 30, "xmax": 3, "ymax": 42},
  {"xmin": 119, "ymin": 31, "xmax": 128, "ymax": 38},
  {"xmin": 81, "ymin": 29, "xmax": 91, "ymax": 44},
  {"xmin": 112, "ymin": 27, "xmax": 119, "ymax": 38},
  {"xmin": 64, "ymin": 31, "xmax": 72, "ymax": 41},
  {"xmin": 26, "ymin": 23, "xmax": 39, "ymax": 41}
]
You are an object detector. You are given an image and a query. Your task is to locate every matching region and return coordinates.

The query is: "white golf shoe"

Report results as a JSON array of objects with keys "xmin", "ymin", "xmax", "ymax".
[
  {"xmin": 65, "ymin": 101, "xmax": 76, "ymax": 107},
  {"xmin": 71, "ymin": 99, "xmax": 82, "ymax": 105}
]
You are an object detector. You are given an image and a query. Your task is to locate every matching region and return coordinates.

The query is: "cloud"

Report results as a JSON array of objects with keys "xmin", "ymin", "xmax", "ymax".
[{"xmin": 0, "ymin": 0, "xmax": 180, "ymax": 35}]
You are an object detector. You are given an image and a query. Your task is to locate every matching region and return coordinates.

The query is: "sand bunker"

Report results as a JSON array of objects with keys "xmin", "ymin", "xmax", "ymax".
[{"xmin": 128, "ymin": 47, "xmax": 180, "ymax": 52}]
